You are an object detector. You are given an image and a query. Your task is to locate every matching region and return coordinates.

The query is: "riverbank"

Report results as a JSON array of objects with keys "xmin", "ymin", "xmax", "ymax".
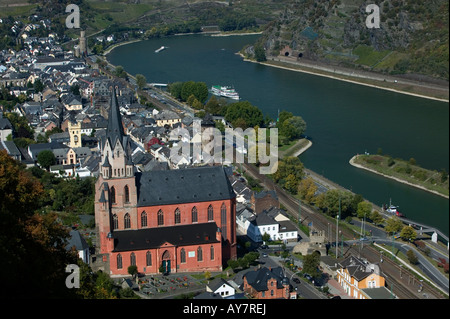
[
  {"xmin": 240, "ymin": 54, "xmax": 449, "ymax": 103},
  {"xmin": 279, "ymin": 138, "xmax": 312, "ymax": 159},
  {"xmin": 349, "ymin": 155, "xmax": 449, "ymax": 199}
]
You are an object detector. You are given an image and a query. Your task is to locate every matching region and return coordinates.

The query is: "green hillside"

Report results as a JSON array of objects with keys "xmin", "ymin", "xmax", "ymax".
[{"xmin": 254, "ymin": 0, "xmax": 449, "ymax": 80}]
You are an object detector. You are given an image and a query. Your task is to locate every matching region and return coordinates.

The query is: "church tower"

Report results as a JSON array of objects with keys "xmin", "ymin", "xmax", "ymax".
[{"xmin": 95, "ymin": 87, "xmax": 138, "ymax": 259}]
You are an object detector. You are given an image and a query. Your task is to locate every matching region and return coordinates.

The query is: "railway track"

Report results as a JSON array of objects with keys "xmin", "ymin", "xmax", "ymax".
[{"xmin": 242, "ymin": 163, "xmax": 446, "ymax": 299}]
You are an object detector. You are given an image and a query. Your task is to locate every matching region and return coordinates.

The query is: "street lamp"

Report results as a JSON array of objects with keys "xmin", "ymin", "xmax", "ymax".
[{"xmin": 335, "ymin": 196, "xmax": 341, "ymax": 259}]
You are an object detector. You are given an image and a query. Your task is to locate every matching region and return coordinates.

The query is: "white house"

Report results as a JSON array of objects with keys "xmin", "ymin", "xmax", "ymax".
[
  {"xmin": 66, "ymin": 230, "xmax": 90, "ymax": 264},
  {"xmin": 206, "ymin": 278, "xmax": 235, "ymax": 299},
  {"xmin": 238, "ymin": 206, "xmax": 298, "ymax": 243}
]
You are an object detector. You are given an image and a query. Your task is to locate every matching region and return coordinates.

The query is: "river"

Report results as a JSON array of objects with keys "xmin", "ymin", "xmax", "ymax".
[{"xmin": 108, "ymin": 34, "xmax": 449, "ymax": 237}]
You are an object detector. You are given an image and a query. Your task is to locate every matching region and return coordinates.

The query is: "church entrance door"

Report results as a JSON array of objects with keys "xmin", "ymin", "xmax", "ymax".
[{"xmin": 161, "ymin": 250, "xmax": 171, "ymax": 274}]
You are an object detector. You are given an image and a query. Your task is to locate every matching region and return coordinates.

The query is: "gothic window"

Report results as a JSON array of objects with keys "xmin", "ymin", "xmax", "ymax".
[
  {"xmin": 112, "ymin": 214, "xmax": 118, "ymax": 230},
  {"xmin": 197, "ymin": 246, "xmax": 203, "ymax": 262},
  {"xmin": 221, "ymin": 203, "xmax": 227, "ymax": 240},
  {"xmin": 207, "ymin": 205, "xmax": 214, "ymax": 221},
  {"xmin": 180, "ymin": 248, "xmax": 186, "ymax": 263},
  {"xmin": 141, "ymin": 211, "xmax": 147, "ymax": 227},
  {"xmin": 124, "ymin": 185, "xmax": 130, "ymax": 203},
  {"xmin": 124, "ymin": 213, "xmax": 131, "ymax": 229},
  {"xmin": 110, "ymin": 186, "xmax": 116, "ymax": 204},
  {"xmin": 210, "ymin": 246, "xmax": 214, "ymax": 261},
  {"xmin": 157, "ymin": 210, "xmax": 164, "ymax": 226},
  {"xmin": 117, "ymin": 254, "xmax": 122, "ymax": 269},
  {"xmin": 130, "ymin": 252, "xmax": 136, "ymax": 266},
  {"xmin": 174, "ymin": 208, "xmax": 181, "ymax": 224},
  {"xmin": 146, "ymin": 251, "xmax": 152, "ymax": 266},
  {"xmin": 191, "ymin": 206, "xmax": 198, "ymax": 223}
]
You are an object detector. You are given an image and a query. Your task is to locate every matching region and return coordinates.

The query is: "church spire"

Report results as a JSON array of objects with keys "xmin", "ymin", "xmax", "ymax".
[{"xmin": 106, "ymin": 86, "xmax": 125, "ymax": 147}]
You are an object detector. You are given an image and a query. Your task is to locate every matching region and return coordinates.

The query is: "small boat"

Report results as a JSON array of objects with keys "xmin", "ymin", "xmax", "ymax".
[
  {"xmin": 155, "ymin": 46, "xmax": 166, "ymax": 53},
  {"xmin": 384, "ymin": 199, "xmax": 405, "ymax": 217},
  {"xmin": 211, "ymin": 85, "xmax": 239, "ymax": 100}
]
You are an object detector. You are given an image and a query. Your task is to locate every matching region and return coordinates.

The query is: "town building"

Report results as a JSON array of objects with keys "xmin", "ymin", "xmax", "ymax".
[
  {"xmin": 243, "ymin": 266, "xmax": 296, "ymax": 299},
  {"xmin": 93, "ymin": 88, "xmax": 237, "ymax": 276},
  {"xmin": 336, "ymin": 255, "xmax": 391, "ymax": 299}
]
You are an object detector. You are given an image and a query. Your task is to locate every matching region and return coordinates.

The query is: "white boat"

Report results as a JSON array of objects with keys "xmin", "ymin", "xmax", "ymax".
[
  {"xmin": 211, "ymin": 85, "xmax": 239, "ymax": 100},
  {"xmin": 384, "ymin": 199, "xmax": 405, "ymax": 217},
  {"xmin": 155, "ymin": 46, "xmax": 166, "ymax": 53}
]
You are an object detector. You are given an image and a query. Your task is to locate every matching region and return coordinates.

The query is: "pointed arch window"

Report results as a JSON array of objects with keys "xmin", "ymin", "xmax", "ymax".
[
  {"xmin": 124, "ymin": 185, "xmax": 130, "ymax": 203},
  {"xmin": 110, "ymin": 186, "xmax": 116, "ymax": 204},
  {"xmin": 221, "ymin": 203, "xmax": 227, "ymax": 240},
  {"xmin": 197, "ymin": 246, "xmax": 203, "ymax": 262},
  {"xmin": 180, "ymin": 248, "xmax": 186, "ymax": 264},
  {"xmin": 130, "ymin": 252, "xmax": 136, "ymax": 266},
  {"xmin": 124, "ymin": 213, "xmax": 131, "ymax": 229},
  {"xmin": 207, "ymin": 205, "xmax": 214, "ymax": 221},
  {"xmin": 191, "ymin": 206, "xmax": 198, "ymax": 223},
  {"xmin": 210, "ymin": 245, "xmax": 215, "ymax": 261},
  {"xmin": 141, "ymin": 211, "xmax": 147, "ymax": 228},
  {"xmin": 117, "ymin": 254, "xmax": 122, "ymax": 269},
  {"xmin": 157, "ymin": 210, "xmax": 164, "ymax": 226},
  {"xmin": 174, "ymin": 208, "xmax": 181, "ymax": 224},
  {"xmin": 112, "ymin": 214, "xmax": 118, "ymax": 230},
  {"xmin": 146, "ymin": 251, "xmax": 152, "ymax": 266}
]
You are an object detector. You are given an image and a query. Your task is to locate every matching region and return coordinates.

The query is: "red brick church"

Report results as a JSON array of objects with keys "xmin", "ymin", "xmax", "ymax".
[{"xmin": 94, "ymin": 89, "xmax": 237, "ymax": 276}]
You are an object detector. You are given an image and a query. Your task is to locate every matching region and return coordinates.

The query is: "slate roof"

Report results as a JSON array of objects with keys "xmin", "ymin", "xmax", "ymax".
[
  {"xmin": 112, "ymin": 222, "xmax": 219, "ymax": 252},
  {"xmin": 338, "ymin": 256, "xmax": 377, "ymax": 281},
  {"xmin": 244, "ymin": 266, "xmax": 288, "ymax": 292},
  {"xmin": 0, "ymin": 118, "xmax": 12, "ymax": 130},
  {"xmin": 66, "ymin": 230, "xmax": 89, "ymax": 251},
  {"xmin": 136, "ymin": 166, "xmax": 235, "ymax": 207}
]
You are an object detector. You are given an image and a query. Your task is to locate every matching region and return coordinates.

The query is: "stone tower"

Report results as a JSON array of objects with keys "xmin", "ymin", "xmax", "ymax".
[
  {"xmin": 68, "ymin": 120, "xmax": 81, "ymax": 148},
  {"xmin": 79, "ymin": 30, "xmax": 87, "ymax": 56}
]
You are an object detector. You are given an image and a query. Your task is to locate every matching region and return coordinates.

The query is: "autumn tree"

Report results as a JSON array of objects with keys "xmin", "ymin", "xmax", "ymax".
[
  {"xmin": 385, "ymin": 216, "xmax": 404, "ymax": 235},
  {"xmin": 400, "ymin": 225, "xmax": 417, "ymax": 242},
  {"xmin": 298, "ymin": 177, "xmax": 318, "ymax": 204},
  {"xmin": 0, "ymin": 150, "xmax": 78, "ymax": 298}
]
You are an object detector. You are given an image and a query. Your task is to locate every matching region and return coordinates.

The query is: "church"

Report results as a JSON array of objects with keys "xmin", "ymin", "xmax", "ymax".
[{"xmin": 94, "ymin": 88, "xmax": 237, "ymax": 276}]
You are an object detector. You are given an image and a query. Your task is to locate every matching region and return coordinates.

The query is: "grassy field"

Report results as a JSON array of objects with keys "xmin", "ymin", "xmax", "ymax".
[{"xmin": 352, "ymin": 154, "xmax": 449, "ymax": 198}]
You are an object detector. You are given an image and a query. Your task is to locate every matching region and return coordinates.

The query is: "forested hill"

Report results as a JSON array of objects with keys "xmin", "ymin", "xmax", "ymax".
[{"xmin": 255, "ymin": 0, "xmax": 448, "ymax": 81}]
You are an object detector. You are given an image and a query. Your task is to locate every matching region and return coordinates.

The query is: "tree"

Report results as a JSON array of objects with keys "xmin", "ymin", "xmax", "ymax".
[
  {"xmin": 385, "ymin": 216, "xmax": 403, "ymax": 235},
  {"xmin": 254, "ymin": 44, "xmax": 266, "ymax": 62},
  {"xmin": 406, "ymin": 250, "xmax": 418, "ymax": 265},
  {"xmin": 302, "ymin": 252, "xmax": 321, "ymax": 280},
  {"xmin": 315, "ymin": 189, "xmax": 354, "ymax": 218},
  {"xmin": 356, "ymin": 201, "xmax": 372, "ymax": 219},
  {"xmin": 400, "ymin": 225, "xmax": 417, "ymax": 242},
  {"xmin": 298, "ymin": 177, "xmax": 318, "ymax": 204},
  {"xmin": 168, "ymin": 81, "xmax": 184, "ymax": 100},
  {"xmin": 180, "ymin": 81, "xmax": 208, "ymax": 103},
  {"xmin": 33, "ymin": 79, "xmax": 44, "ymax": 93},
  {"xmin": 114, "ymin": 65, "xmax": 127, "ymax": 78},
  {"xmin": 128, "ymin": 265, "xmax": 138, "ymax": 279},
  {"xmin": 225, "ymin": 101, "xmax": 264, "ymax": 129},
  {"xmin": 370, "ymin": 210, "xmax": 384, "ymax": 226},
  {"xmin": 279, "ymin": 116, "xmax": 307, "ymax": 141},
  {"xmin": 0, "ymin": 150, "xmax": 78, "ymax": 298},
  {"xmin": 135, "ymin": 74, "xmax": 147, "ymax": 90},
  {"xmin": 37, "ymin": 150, "xmax": 56, "ymax": 170}
]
